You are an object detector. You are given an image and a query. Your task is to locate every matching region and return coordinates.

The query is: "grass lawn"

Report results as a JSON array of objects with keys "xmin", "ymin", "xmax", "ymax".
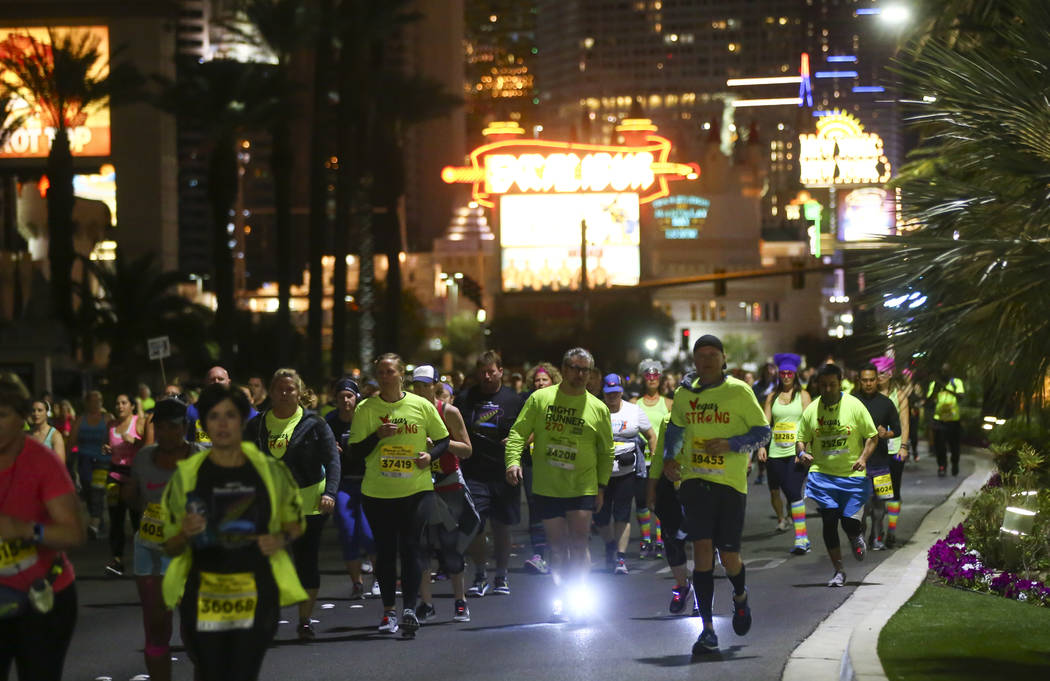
[{"xmin": 879, "ymin": 581, "xmax": 1050, "ymax": 681}]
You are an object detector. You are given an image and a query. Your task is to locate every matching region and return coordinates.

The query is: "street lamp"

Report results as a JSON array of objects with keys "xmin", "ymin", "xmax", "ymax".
[
  {"xmin": 880, "ymin": 5, "xmax": 910, "ymax": 24},
  {"xmin": 644, "ymin": 337, "xmax": 658, "ymax": 354}
]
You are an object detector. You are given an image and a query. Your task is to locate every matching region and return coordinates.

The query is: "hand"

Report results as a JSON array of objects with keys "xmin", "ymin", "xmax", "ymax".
[
  {"xmin": 505, "ymin": 465, "xmax": 523, "ymax": 486},
  {"xmin": 797, "ymin": 452, "xmax": 814, "ymax": 468},
  {"xmin": 705, "ymin": 439, "xmax": 730, "ymax": 455},
  {"xmin": 377, "ymin": 423, "xmax": 398, "ymax": 439},
  {"xmin": 757, "ymin": 447, "xmax": 768, "ymax": 463},
  {"xmin": 257, "ymin": 532, "xmax": 287, "ymax": 557},
  {"xmin": 663, "ymin": 459, "xmax": 681, "ymax": 482},
  {"xmin": 101, "ymin": 443, "xmax": 113, "ymax": 456},
  {"xmin": 0, "ymin": 513, "xmax": 31, "ymax": 541},
  {"xmin": 415, "ymin": 452, "xmax": 431, "ymax": 469},
  {"xmin": 123, "ymin": 432, "xmax": 137, "ymax": 444},
  {"xmin": 181, "ymin": 512, "xmax": 206, "ymax": 538},
  {"xmin": 851, "ymin": 458, "xmax": 867, "ymax": 472},
  {"xmin": 318, "ymin": 495, "xmax": 335, "ymax": 515},
  {"xmin": 877, "ymin": 426, "xmax": 888, "ymax": 439}
]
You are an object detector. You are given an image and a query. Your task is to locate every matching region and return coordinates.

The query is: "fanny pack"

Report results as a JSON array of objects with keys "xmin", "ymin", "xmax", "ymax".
[{"xmin": 0, "ymin": 555, "xmax": 65, "ymax": 620}]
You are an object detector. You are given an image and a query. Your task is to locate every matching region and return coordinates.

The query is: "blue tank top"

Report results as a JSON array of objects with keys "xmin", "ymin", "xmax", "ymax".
[{"xmin": 78, "ymin": 416, "xmax": 109, "ymax": 461}]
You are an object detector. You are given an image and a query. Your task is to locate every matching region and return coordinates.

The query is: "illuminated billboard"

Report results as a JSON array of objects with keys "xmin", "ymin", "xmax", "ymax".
[
  {"xmin": 500, "ymin": 193, "xmax": 640, "ymax": 291},
  {"xmin": 838, "ymin": 187, "xmax": 895, "ymax": 241},
  {"xmin": 799, "ymin": 111, "xmax": 890, "ymax": 187},
  {"xmin": 0, "ymin": 26, "xmax": 111, "ymax": 159},
  {"xmin": 653, "ymin": 195, "xmax": 709, "ymax": 239}
]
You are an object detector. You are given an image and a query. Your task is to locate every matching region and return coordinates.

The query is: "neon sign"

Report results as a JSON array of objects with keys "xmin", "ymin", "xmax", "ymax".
[
  {"xmin": 653, "ymin": 195, "xmax": 709, "ymax": 239},
  {"xmin": 798, "ymin": 111, "xmax": 891, "ymax": 187},
  {"xmin": 442, "ymin": 119, "xmax": 696, "ymax": 208}
]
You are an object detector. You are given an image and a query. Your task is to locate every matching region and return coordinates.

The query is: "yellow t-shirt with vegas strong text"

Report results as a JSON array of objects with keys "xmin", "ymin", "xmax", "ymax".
[
  {"xmin": 669, "ymin": 375, "xmax": 768, "ymax": 494},
  {"xmin": 348, "ymin": 391, "xmax": 449, "ymax": 499}
]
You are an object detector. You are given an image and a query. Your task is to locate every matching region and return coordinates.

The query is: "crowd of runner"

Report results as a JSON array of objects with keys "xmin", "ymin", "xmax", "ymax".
[{"xmin": 0, "ymin": 340, "xmax": 966, "ymax": 679}]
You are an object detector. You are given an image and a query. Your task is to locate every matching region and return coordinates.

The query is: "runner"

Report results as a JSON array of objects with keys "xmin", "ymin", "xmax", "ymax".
[
  {"xmin": 521, "ymin": 362, "xmax": 561, "ymax": 573},
  {"xmin": 160, "ymin": 384, "xmax": 306, "ymax": 681},
  {"xmin": 453, "ymin": 351, "xmax": 525, "ymax": 597},
  {"xmin": 69, "ymin": 390, "xmax": 109, "ymax": 538},
  {"xmin": 927, "ymin": 364, "xmax": 964, "ymax": 477},
  {"xmin": 346, "ymin": 353, "xmax": 450, "ymax": 638},
  {"xmin": 662, "ymin": 334, "xmax": 769, "ymax": 655},
  {"xmin": 796, "ymin": 364, "xmax": 879, "ymax": 588},
  {"xmin": 105, "ymin": 393, "xmax": 149, "ymax": 576},
  {"xmin": 187, "ymin": 367, "xmax": 258, "ymax": 448},
  {"xmin": 0, "ymin": 374, "xmax": 85, "ymax": 681},
  {"xmin": 597, "ymin": 374, "xmax": 655, "ymax": 575},
  {"xmin": 124, "ymin": 398, "xmax": 200, "ymax": 681},
  {"xmin": 873, "ymin": 358, "xmax": 907, "ymax": 549},
  {"xmin": 629, "ymin": 359, "xmax": 670, "ymax": 559},
  {"xmin": 325, "ymin": 378, "xmax": 378, "ymax": 600},
  {"xmin": 27, "ymin": 399, "xmax": 65, "ymax": 463},
  {"xmin": 411, "ymin": 365, "xmax": 478, "ymax": 624},
  {"xmin": 861, "ymin": 360, "xmax": 904, "ymax": 550},
  {"xmin": 505, "ymin": 347, "xmax": 614, "ymax": 621},
  {"xmin": 244, "ymin": 369, "xmax": 340, "ymax": 641},
  {"xmin": 756, "ymin": 353, "xmax": 812, "ymax": 554}
]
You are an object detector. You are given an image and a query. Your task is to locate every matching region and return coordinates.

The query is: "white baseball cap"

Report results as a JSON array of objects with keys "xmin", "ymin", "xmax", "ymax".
[{"xmin": 412, "ymin": 365, "xmax": 437, "ymax": 384}]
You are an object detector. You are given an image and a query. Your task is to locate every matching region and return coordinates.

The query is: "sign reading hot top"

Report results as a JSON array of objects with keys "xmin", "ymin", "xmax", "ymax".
[
  {"xmin": 442, "ymin": 119, "xmax": 698, "ymax": 208},
  {"xmin": 798, "ymin": 111, "xmax": 891, "ymax": 187}
]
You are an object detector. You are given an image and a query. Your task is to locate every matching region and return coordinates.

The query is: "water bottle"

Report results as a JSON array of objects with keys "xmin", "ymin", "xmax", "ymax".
[{"xmin": 186, "ymin": 495, "xmax": 208, "ymax": 547}]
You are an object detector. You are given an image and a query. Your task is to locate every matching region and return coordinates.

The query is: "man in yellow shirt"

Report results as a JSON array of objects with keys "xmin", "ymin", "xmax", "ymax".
[{"xmin": 927, "ymin": 364, "xmax": 964, "ymax": 477}]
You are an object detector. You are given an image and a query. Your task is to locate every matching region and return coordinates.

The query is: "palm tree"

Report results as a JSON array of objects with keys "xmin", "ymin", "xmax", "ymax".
[
  {"xmin": 0, "ymin": 29, "xmax": 138, "ymax": 336},
  {"xmin": 865, "ymin": 0, "xmax": 1050, "ymax": 408},
  {"xmin": 0, "ymin": 94, "xmax": 28, "ymax": 317},
  {"xmin": 156, "ymin": 57, "xmax": 278, "ymax": 363}
]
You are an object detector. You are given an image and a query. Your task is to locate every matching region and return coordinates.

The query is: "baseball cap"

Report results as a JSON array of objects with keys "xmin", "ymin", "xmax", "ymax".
[
  {"xmin": 692, "ymin": 334, "xmax": 724, "ymax": 354},
  {"xmin": 774, "ymin": 353, "xmax": 802, "ymax": 373},
  {"xmin": 602, "ymin": 373, "xmax": 625, "ymax": 393},
  {"xmin": 333, "ymin": 377, "xmax": 360, "ymax": 398},
  {"xmin": 152, "ymin": 398, "xmax": 188, "ymax": 424},
  {"xmin": 412, "ymin": 365, "xmax": 437, "ymax": 384}
]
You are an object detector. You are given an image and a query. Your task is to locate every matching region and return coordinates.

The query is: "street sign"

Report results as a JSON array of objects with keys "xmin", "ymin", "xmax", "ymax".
[{"xmin": 147, "ymin": 336, "xmax": 171, "ymax": 360}]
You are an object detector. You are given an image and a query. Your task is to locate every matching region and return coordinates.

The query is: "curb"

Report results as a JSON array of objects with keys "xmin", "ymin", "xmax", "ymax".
[{"xmin": 781, "ymin": 449, "xmax": 993, "ymax": 681}]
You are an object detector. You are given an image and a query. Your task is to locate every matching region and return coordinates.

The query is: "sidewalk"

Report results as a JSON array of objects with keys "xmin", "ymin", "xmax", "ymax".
[{"xmin": 782, "ymin": 448, "xmax": 993, "ymax": 681}]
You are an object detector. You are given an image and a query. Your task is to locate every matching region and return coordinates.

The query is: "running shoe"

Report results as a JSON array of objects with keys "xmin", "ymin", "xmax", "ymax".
[
  {"xmin": 604, "ymin": 545, "xmax": 616, "ymax": 570},
  {"xmin": 937, "ymin": 466, "xmax": 946, "ymax": 478},
  {"xmin": 951, "ymin": 465, "xmax": 959, "ymax": 477},
  {"xmin": 885, "ymin": 532, "xmax": 897, "ymax": 549},
  {"xmin": 297, "ymin": 621, "xmax": 316, "ymax": 641},
  {"xmin": 378, "ymin": 610, "xmax": 399, "ymax": 633},
  {"xmin": 827, "ymin": 570, "xmax": 847, "ymax": 587},
  {"xmin": 350, "ymin": 582, "xmax": 364, "ymax": 600},
  {"xmin": 692, "ymin": 628, "xmax": 719, "ymax": 655},
  {"xmin": 467, "ymin": 574, "xmax": 489, "ymax": 597},
  {"xmin": 524, "ymin": 554, "xmax": 550, "ymax": 574},
  {"xmin": 370, "ymin": 580, "xmax": 381, "ymax": 598},
  {"xmin": 776, "ymin": 518, "xmax": 790, "ymax": 532},
  {"xmin": 400, "ymin": 608, "xmax": 420, "ymax": 638},
  {"xmin": 104, "ymin": 558, "xmax": 123, "ymax": 577},
  {"xmin": 639, "ymin": 540, "xmax": 653, "ymax": 558},
  {"xmin": 87, "ymin": 522, "xmax": 100, "ymax": 540},
  {"xmin": 453, "ymin": 599, "xmax": 471, "ymax": 622},
  {"xmin": 850, "ymin": 534, "xmax": 867, "ymax": 562},
  {"xmin": 654, "ymin": 542, "xmax": 664, "ymax": 559},
  {"xmin": 614, "ymin": 558, "xmax": 629, "ymax": 575},
  {"xmin": 493, "ymin": 575, "xmax": 511, "ymax": 595},
  {"xmin": 871, "ymin": 536, "xmax": 886, "ymax": 551},
  {"xmin": 789, "ymin": 540, "xmax": 812, "ymax": 555},
  {"xmin": 731, "ymin": 590, "xmax": 751, "ymax": 635},
  {"xmin": 416, "ymin": 602, "xmax": 437, "ymax": 622},
  {"xmin": 669, "ymin": 581, "xmax": 693, "ymax": 614}
]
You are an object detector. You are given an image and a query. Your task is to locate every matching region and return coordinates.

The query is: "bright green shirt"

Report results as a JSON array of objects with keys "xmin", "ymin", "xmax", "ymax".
[
  {"xmin": 927, "ymin": 379, "xmax": 964, "ymax": 422},
  {"xmin": 797, "ymin": 393, "xmax": 878, "ymax": 479},
  {"xmin": 669, "ymin": 375, "xmax": 768, "ymax": 494},
  {"xmin": 505, "ymin": 385, "xmax": 614, "ymax": 498},
  {"xmin": 348, "ymin": 392, "xmax": 448, "ymax": 499},
  {"xmin": 636, "ymin": 395, "xmax": 670, "ymax": 463},
  {"xmin": 265, "ymin": 408, "xmax": 323, "ymax": 513},
  {"xmin": 648, "ymin": 414, "xmax": 672, "ymax": 480}
]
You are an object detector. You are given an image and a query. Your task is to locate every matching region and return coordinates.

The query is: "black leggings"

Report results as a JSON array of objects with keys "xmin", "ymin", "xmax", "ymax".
[
  {"xmin": 818, "ymin": 508, "xmax": 863, "ymax": 551},
  {"xmin": 933, "ymin": 421, "xmax": 962, "ymax": 471},
  {"xmin": 362, "ymin": 491, "xmax": 433, "ymax": 611},
  {"xmin": 109, "ymin": 497, "xmax": 141, "ymax": 560},
  {"xmin": 291, "ymin": 514, "xmax": 328, "ymax": 590},
  {"xmin": 652, "ymin": 477, "xmax": 687, "ymax": 568},
  {"xmin": 0, "ymin": 583, "xmax": 78, "ymax": 681}
]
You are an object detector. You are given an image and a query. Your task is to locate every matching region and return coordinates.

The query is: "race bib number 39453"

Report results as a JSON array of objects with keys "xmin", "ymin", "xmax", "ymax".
[
  {"xmin": 690, "ymin": 438, "xmax": 725, "ymax": 475},
  {"xmin": 196, "ymin": 571, "xmax": 257, "ymax": 632}
]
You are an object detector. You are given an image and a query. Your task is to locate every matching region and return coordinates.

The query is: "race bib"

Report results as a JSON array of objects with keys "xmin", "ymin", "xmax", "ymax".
[
  {"xmin": 0, "ymin": 538, "xmax": 37, "ymax": 577},
  {"xmin": 546, "ymin": 443, "xmax": 578, "ymax": 470},
  {"xmin": 139, "ymin": 502, "xmax": 166, "ymax": 544},
  {"xmin": 872, "ymin": 472, "xmax": 894, "ymax": 500},
  {"xmin": 772, "ymin": 421, "xmax": 797, "ymax": 445},
  {"xmin": 379, "ymin": 445, "xmax": 416, "ymax": 478},
  {"xmin": 820, "ymin": 435, "xmax": 848, "ymax": 457},
  {"xmin": 197, "ymin": 571, "xmax": 257, "ymax": 631},
  {"xmin": 690, "ymin": 438, "xmax": 725, "ymax": 475},
  {"xmin": 431, "ymin": 458, "xmax": 443, "ymax": 476},
  {"xmin": 91, "ymin": 467, "xmax": 109, "ymax": 489},
  {"xmin": 888, "ymin": 436, "xmax": 902, "ymax": 456}
]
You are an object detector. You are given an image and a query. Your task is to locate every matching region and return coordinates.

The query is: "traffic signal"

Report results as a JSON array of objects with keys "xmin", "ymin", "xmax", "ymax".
[
  {"xmin": 713, "ymin": 268, "xmax": 726, "ymax": 296},
  {"xmin": 680, "ymin": 328, "xmax": 691, "ymax": 351},
  {"xmin": 460, "ymin": 274, "xmax": 483, "ymax": 308}
]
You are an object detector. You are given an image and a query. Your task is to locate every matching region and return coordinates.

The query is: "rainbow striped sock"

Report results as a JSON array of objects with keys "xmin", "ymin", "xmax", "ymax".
[
  {"xmin": 887, "ymin": 501, "xmax": 901, "ymax": 532},
  {"xmin": 637, "ymin": 509, "xmax": 652, "ymax": 542},
  {"xmin": 791, "ymin": 500, "xmax": 808, "ymax": 544},
  {"xmin": 654, "ymin": 516, "xmax": 662, "ymax": 544}
]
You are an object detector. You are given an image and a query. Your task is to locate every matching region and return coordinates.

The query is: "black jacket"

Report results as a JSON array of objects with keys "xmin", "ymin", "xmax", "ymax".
[{"xmin": 244, "ymin": 409, "xmax": 340, "ymax": 499}]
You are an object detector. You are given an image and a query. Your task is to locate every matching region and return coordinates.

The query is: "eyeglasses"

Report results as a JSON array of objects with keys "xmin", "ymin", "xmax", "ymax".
[
  {"xmin": 778, "ymin": 370, "xmax": 796, "ymax": 376},
  {"xmin": 565, "ymin": 364, "xmax": 591, "ymax": 373},
  {"xmin": 643, "ymin": 372, "xmax": 661, "ymax": 378}
]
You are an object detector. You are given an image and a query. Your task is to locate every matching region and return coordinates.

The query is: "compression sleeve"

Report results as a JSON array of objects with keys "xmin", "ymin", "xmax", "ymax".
[
  {"xmin": 348, "ymin": 433, "xmax": 380, "ymax": 460},
  {"xmin": 429, "ymin": 435, "xmax": 450, "ymax": 460},
  {"xmin": 728, "ymin": 425, "xmax": 772, "ymax": 455}
]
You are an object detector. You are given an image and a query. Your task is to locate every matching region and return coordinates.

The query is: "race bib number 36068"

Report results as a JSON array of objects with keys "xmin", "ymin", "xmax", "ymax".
[{"xmin": 197, "ymin": 571, "xmax": 257, "ymax": 631}]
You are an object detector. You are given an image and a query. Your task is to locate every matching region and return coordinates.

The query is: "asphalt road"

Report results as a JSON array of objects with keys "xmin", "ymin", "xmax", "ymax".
[{"xmin": 63, "ymin": 443, "xmax": 969, "ymax": 681}]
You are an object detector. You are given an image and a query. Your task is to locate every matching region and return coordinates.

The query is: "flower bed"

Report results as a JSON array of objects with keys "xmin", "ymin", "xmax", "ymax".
[{"xmin": 928, "ymin": 524, "xmax": 1050, "ymax": 606}]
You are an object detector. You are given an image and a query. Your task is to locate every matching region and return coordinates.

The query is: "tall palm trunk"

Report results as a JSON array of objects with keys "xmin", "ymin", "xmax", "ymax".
[
  {"xmin": 209, "ymin": 133, "xmax": 239, "ymax": 362},
  {"xmin": 272, "ymin": 112, "xmax": 294, "ymax": 365},
  {"xmin": 46, "ymin": 128, "xmax": 75, "ymax": 338}
]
